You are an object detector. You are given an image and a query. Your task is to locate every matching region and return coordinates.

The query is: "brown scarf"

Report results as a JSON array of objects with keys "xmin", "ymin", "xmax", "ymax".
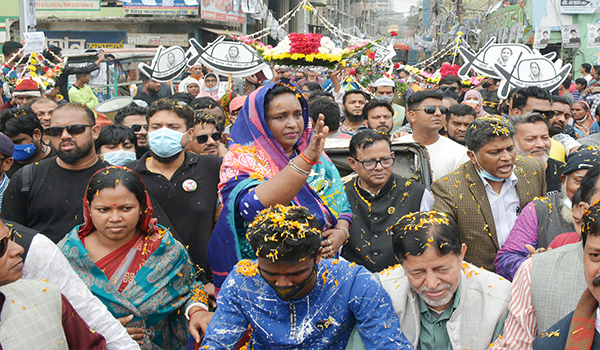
[{"xmin": 566, "ymin": 288, "xmax": 598, "ymax": 350}]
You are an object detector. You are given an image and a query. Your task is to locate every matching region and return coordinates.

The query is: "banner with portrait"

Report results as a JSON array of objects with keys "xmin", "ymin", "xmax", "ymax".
[
  {"xmin": 533, "ymin": 26, "xmax": 552, "ymax": 49},
  {"xmin": 561, "ymin": 24, "xmax": 581, "ymax": 48}
]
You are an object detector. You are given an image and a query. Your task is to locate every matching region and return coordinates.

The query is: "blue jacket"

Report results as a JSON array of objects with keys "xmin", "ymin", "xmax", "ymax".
[
  {"xmin": 533, "ymin": 310, "xmax": 600, "ymax": 350},
  {"xmin": 201, "ymin": 259, "xmax": 414, "ymax": 349}
]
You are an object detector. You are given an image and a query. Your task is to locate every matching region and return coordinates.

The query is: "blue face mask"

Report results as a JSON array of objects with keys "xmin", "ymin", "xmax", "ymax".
[
  {"xmin": 13, "ymin": 143, "xmax": 36, "ymax": 161},
  {"xmin": 148, "ymin": 127, "xmax": 185, "ymax": 158},
  {"xmin": 205, "ymin": 85, "xmax": 218, "ymax": 92},
  {"xmin": 474, "ymin": 154, "xmax": 506, "ymax": 182},
  {"xmin": 102, "ymin": 150, "xmax": 137, "ymax": 166},
  {"xmin": 563, "ymin": 196, "xmax": 573, "ymax": 210}
]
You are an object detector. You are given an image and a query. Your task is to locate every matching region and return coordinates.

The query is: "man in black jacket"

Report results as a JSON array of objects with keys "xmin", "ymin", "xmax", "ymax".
[{"xmin": 43, "ymin": 46, "xmax": 104, "ymax": 102}]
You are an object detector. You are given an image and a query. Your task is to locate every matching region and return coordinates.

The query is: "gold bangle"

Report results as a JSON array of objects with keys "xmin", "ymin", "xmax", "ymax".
[{"xmin": 336, "ymin": 226, "xmax": 350, "ymax": 245}]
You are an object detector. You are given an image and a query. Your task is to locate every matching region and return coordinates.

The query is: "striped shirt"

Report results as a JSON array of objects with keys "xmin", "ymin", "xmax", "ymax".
[{"xmin": 490, "ymin": 258, "xmax": 536, "ymax": 350}]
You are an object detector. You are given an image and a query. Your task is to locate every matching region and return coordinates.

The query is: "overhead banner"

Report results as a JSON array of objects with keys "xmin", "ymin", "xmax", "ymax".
[
  {"xmin": 201, "ymin": 0, "xmax": 246, "ymax": 24},
  {"xmin": 35, "ymin": 0, "xmax": 100, "ymax": 11},
  {"xmin": 561, "ymin": 24, "xmax": 581, "ymax": 48},
  {"xmin": 123, "ymin": 0, "xmax": 198, "ymax": 15},
  {"xmin": 560, "ymin": 0, "xmax": 600, "ymax": 13}
]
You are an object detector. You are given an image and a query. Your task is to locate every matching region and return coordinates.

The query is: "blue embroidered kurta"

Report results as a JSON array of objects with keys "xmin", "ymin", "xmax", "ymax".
[{"xmin": 201, "ymin": 259, "xmax": 414, "ymax": 349}]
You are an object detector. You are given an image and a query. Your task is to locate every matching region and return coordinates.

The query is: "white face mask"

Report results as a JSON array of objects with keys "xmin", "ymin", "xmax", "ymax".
[{"xmin": 377, "ymin": 95, "xmax": 394, "ymax": 103}]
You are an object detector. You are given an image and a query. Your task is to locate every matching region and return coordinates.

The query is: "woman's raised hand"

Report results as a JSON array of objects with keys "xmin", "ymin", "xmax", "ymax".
[{"xmin": 303, "ymin": 113, "xmax": 329, "ymax": 162}]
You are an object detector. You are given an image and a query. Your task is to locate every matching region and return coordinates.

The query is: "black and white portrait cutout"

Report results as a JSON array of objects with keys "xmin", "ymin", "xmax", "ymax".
[
  {"xmin": 529, "ymin": 62, "xmax": 543, "ymax": 81},
  {"xmin": 497, "ymin": 47, "xmax": 513, "ymax": 68}
]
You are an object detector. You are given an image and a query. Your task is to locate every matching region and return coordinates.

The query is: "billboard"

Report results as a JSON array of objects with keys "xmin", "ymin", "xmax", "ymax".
[
  {"xmin": 123, "ymin": 0, "xmax": 198, "ymax": 15},
  {"xmin": 201, "ymin": 0, "xmax": 246, "ymax": 24}
]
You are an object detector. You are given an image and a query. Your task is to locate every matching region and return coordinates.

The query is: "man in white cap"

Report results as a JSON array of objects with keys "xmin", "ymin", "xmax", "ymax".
[{"xmin": 373, "ymin": 77, "xmax": 406, "ymax": 133}]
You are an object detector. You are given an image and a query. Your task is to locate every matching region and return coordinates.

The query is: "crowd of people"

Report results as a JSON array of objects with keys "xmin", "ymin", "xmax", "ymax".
[{"xmin": 1, "ymin": 38, "xmax": 600, "ymax": 349}]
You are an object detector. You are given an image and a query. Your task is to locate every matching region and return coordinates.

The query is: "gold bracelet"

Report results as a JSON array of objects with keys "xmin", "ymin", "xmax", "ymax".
[{"xmin": 336, "ymin": 226, "xmax": 350, "ymax": 245}]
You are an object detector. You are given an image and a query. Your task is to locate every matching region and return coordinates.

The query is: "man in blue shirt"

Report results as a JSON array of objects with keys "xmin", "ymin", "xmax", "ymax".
[{"xmin": 201, "ymin": 205, "xmax": 413, "ymax": 350}]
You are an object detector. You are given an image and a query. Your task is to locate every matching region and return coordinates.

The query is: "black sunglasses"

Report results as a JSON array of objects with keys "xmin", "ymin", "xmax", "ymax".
[
  {"xmin": 0, "ymin": 227, "xmax": 15, "ymax": 258},
  {"xmin": 439, "ymin": 86, "xmax": 458, "ymax": 92},
  {"xmin": 196, "ymin": 132, "xmax": 222, "ymax": 144},
  {"xmin": 524, "ymin": 109, "xmax": 555, "ymax": 119},
  {"xmin": 46, "ymin": 124, "xmax": 94, "ymax": 137},
  {"xmin": 130, "ymin": 124, "xmax": 147, "ymax": 133},
  {"xmin": 414, "ymin": 106, "xmax": 449, "ymax": 114}
]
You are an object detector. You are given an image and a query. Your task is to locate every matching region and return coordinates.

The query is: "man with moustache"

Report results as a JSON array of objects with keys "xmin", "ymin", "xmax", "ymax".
[
  {"xmin": 29, "ymin": 97, "xmax": 58, "ymax": 130},
  {"xmin": 362, "ymin": 99, "xmax": 395, "ymax": 134},
  {"xmin": 550, "ymin": 96, "xmax": 581, "ymax": 155},
  {"xmin": 134, "ymin": 74, "xmax": 163, "ymax": 106},
  {"xmin": 495, "ymin": 146, "xmax": 600, "ymax": 281},
  {"xmin": 348, "ymin": 211, "xmax": 511, "ymax": 350},
  {"xmin": 339, "ymin": 90, "xmax": 369, "ymax": 136},
  {"xmin": 342, "ymin": 130, "xmax": 432, "ymax": 272},
  {"xmin": 532, "ymin": 196, "xmax": 600, "ymax": 349},
  {"xmin": 0, "ymin": 218, "xmax": 107, "ymax": 349},
  {"xmin": 115, "ymin": 104, "xmax": 149, "ymax": 158},
  {"xmin": 188, "ymin": 112, "xmax": 227, "ymax": 156},
  {"xmin": 0, "ymin": 107, "xmax": 55, "ymax": 178},
  {"xmin": 445, "ymin": 103, "xmax": 476, "ymax": 145},
  {"xmin": 432, "ymin": 116, "xmax": 546, "ymax": 271},
  {"xmin": 1, "ymin": 103, "xmax": 108, "ymax": 243},
  {"xmin": 510, "ymin": 113, "xmax": 565, "ymax": 193},
  {"xmin": 396, "ymin": 90, "xmax": 470, "ymax": 180},
  {"xmin": 125, "ymin": 98, "xmax": 222, "ymax": 286}
]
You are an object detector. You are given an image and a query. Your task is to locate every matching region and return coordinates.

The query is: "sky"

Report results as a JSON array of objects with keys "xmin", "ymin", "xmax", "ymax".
[{"xmin": 394, "ymin": 0, "xmax": 420, "ymax": 16}]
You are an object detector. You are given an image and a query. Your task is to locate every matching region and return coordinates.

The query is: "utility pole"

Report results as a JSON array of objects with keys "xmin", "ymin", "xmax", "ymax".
[{"xmin": 457, "ymin": 0, "xmax": 463, "ymax": 24}]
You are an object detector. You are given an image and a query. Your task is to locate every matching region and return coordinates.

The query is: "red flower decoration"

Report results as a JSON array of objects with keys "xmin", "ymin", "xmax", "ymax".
[
  {"xmin": 367, "ymin": 51, "xmax": 376, "ymax": 60},
  {"xmin": 394, "ymin": 62, "xmax": 401, "ymax": 69},
  {"xmin": 391, "ymin": 31, "xmax": 399, "ymax": 37},
  {"xmin": 289, "ymin": 33, "xmax": 323, "ymax": 55},
  {"xmin": 439, "ymin": 64, "xmax": 461, "ymax": 78},
  {"xmin": 347, "ymin": 68, "xmax": 356, "ymax": 76}
]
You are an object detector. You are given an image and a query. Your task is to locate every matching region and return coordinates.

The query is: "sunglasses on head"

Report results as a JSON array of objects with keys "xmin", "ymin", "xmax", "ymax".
[
  {"xmin": 130, "ymin": 124, "xmax": 147, "ymax": 133},
  {"xmin": 414, "ymin": 105, "xmax": 449, "ymax": 114},
  {"xmin": 45, "ymin": 124, "xmax": 94, "ymax": 137},
  {"xmin": 0, "ymin": 227, "xmax": 15, "ymax": 258},
  {"xmin": 196, "ymin": 132, "xmax": 222, "ymax": 144}
]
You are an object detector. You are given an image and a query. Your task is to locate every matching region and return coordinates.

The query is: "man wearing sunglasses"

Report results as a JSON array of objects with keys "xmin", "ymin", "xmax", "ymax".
[
  {"xmin": 396, "ymin": 90, "xmax": 470, "ymax": 180},
  {"xmin": 115, "ymin": 104, "xmax": 149, "ymax": 158},
  {"xmin": 188, "ymin": 112, "xmax": 227, "ymax": 156},
  {"xmin": 438, "ymin": 75, "xmax": 462, "ymax": 101},
  {"xmin": 2, "ymin": 103, "xmax": 108, "ymax": 243},
  {"xmin": 342, "ymin": 129, "xmax": 433, "ymax": 272}
]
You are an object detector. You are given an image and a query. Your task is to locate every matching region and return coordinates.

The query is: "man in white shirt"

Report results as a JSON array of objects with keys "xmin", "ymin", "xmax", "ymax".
[
  {"xmin": 396, "ymin": 90, "xmax": 470, "ymax": 180},
  {"xmin": 581, "ymin": 63, "xmax": 593, "ymax": 83}
]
